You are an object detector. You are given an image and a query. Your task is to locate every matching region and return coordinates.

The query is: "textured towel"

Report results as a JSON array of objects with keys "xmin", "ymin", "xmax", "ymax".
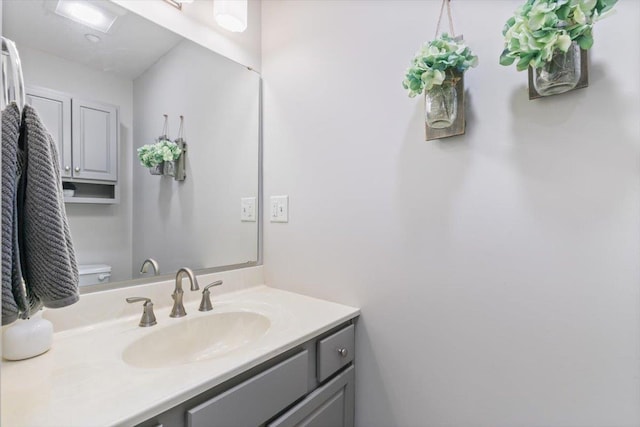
[
  {"xmin": 19, "ymin": 104, "xmax": 79, "ymax": 308},
  {"xmin": 2, "ymin": 103, "xmax": 28, "ymax": 325}
]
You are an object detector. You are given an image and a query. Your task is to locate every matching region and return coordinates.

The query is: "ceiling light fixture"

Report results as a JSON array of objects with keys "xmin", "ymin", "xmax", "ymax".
[
  {"xmin": 214, "ymin": 0, "xmax": 248, "ymax": 33},
  {"xmin": 55, "ymin": 0, "xmax": 118, "ymax": 33},
  {"xmin": 84, "ymin": 33, "xmax": 102, "ymax": 43}
]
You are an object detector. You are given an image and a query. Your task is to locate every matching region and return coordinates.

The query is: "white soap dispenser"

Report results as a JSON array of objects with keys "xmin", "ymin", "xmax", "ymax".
[{"xmin": 2, "ymin": 311, "xmax": 53, "ymax": 361}]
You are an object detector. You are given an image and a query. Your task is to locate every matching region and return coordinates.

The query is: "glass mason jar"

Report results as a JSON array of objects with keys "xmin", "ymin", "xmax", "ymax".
[
  {"xmin": 533, "ymin": 41, "xmax": 581, "ymax": 96},
  {"xmin": 425, "ymin": 84, "xmax": 457, "ymax": 129},
  {"xmin": 149, "ymin": 163, "xmax": 164, "ymax": 175},
  {"xmin": 163, "ymin": 160, "xmax": 176, "ymax": 177}
]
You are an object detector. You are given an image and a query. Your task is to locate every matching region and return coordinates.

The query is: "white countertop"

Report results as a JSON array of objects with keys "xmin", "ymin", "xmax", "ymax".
[{"xmin": 1, "ymin": 285, "xmax": 359, "ymax": 427}]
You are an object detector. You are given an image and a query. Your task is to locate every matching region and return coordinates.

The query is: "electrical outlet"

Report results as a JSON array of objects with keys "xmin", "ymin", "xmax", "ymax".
[
  {"xmin": 270, "ymin": 195, "xmax": 288, "ymax": 223},
  {"xmin": 241, "ymin": 197, "xmax": 256, "ymax": 222}
]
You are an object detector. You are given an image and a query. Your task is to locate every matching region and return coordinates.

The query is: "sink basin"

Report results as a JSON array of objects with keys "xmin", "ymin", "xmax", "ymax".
[{"xmin": 122, "ymin": 312, "xmax": 270, "ymax": 368}]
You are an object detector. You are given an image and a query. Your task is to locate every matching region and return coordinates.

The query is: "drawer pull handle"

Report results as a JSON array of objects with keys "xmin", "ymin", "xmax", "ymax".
[{"xmin": 337, "ymin": 348, "xmax": 348, "ymax": 358}]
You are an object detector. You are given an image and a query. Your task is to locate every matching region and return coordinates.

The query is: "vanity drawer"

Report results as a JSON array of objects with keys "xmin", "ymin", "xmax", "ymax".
[
  {"xmin": 187, "ymin": 350, "xmax": 309, "ymax": 427},
  {"xmin": 317, "ymin": 324, "xmax": 354, "ymax": 383}
]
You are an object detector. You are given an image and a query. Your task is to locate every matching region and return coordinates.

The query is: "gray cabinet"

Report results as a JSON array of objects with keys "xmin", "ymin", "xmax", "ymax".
[
  {"xmin": 25, "ymin": 87, "xmax": 72, "ymax": 178},
  {"xmin": 267, "ymin": 366, "xmax": 355, "ymax": 427},
  {"xmin": 137, "ymin": 321, "xmax": 356, "ymax": 427},
  {"xmin": 72, "ymin": 97, "xmax": 118, "ymax": 181},
  {"xmin": 26, "ymin": 86, "xmax": 119, "ymax": 203}
]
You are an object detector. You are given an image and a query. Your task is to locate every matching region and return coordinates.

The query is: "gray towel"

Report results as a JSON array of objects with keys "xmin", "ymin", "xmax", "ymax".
[
  {"xmin": 19, "ymin": 104, "xmax": 79, "ymax": 308},
  {"xmin": 2, "ymin": 103, "xmax": 28, "ymax": 325}
]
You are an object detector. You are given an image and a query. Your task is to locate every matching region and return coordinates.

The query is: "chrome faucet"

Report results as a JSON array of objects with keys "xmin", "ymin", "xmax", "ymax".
[
  {"xmin": 170, "ymin": 267, "xmax": 200, "ymax": 318},
  {"xmin": 140, "ymin": 258, "xmax": 160, "ymax": 276}
]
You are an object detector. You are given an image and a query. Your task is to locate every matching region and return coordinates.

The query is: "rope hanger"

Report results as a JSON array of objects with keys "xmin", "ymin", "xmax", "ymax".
[
  {"xmin": 434, "ymin": 0, "xmax": 456, "ymax": 39},
  {"xmin": 161, "ymin": 114, "xmax": 169, "ymax": 139}
]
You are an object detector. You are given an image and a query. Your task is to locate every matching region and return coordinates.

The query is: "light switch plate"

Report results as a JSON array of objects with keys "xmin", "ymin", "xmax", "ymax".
[
  {"xmin": 241, "ymin": 197, "xmax": 256, "ymax": 222},
  {"xmin": 270, "ymin": 195, "xmax": 288, "ymax": 223}
]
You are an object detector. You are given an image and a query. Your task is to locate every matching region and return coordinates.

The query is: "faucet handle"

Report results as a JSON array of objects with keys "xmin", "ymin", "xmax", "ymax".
[
  {"xmin": 199, "ymin": 280, "xmax": 223, "ymax": 312},
  {"xmin": 126, "ymin": 297, "xmax": 157, "ymax": 327},
  {"xmin": 204, "ymin": 280, "xmax": 223, "ymax": 292}
]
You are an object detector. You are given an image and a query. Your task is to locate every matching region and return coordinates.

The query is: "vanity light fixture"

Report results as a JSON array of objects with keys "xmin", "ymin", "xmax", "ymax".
[
  {"xmin": 54, "ymin": 0, "xmax": 118, "ymax": 33},
  {"xmin": 214, "ymin": 0, "xmax": 248, "ymax": 33}
]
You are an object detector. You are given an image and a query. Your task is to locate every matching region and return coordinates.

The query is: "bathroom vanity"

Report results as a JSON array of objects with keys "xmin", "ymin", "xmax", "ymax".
[
  {"xmin": 138, "ymin": 323, "xmax": 355, "ymax": 427},
  {"xmin": 0, "ymin": 276, "xmax": 359, "ymax": 427}
]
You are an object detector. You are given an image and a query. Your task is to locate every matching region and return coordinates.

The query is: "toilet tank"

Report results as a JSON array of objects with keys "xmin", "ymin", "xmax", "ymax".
[{"xmin": 78, "ymin": 264, "xmax": 112, "ymax": 287}]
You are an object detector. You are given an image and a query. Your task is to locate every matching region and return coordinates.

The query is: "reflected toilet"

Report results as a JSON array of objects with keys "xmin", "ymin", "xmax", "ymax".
[{"xmin": 78, "ymin": 264, "xmax": 112, "ymax": 287}]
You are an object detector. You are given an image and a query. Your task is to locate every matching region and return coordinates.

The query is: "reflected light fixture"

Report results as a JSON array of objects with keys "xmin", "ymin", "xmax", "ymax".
[
  {"xmin": 54, "ymin": 0, "xmax": 118, "ymax": 33},
  {"xmin": 84, "ymin": 33, "xmax": 102, "ymax": 43},
  {"xmin": 164, "ymin": 0, "xmax": 194, "ymax": 9},
  {"xmin": 214, "ymin": 0, "xmax": 248, "ymax": 33}
]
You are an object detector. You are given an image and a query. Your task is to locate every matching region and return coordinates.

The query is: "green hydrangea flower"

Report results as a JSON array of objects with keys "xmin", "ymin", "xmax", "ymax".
[
  {"xmin": 500, "ymin": 0, "xmax": 618, "ymax": 71},
  {"xmin": 137, "ymin": 137, "xmax": 182, "ymax": 168},
  {"xmin": 403, "ymin": 33, "xmax": 478, "ymax": 98}
]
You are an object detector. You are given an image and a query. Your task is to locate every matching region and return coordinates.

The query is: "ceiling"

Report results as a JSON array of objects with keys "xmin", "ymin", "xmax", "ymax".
[{"xmin": 2, "ymin": 0, "xmax": 184, "ymax": 79}]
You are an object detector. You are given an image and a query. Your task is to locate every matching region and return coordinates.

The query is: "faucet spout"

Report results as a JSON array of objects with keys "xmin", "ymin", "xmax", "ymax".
[
  {"xmin": 170, "ymin": 267, "xmax": 199, "ymax": 318},
  {"xmin": 175, "ymin": 267, "xmax": 199, "ymax": 292},
  {"xmin": 140, "ymin": 258, "xmax": 160, "ymax": 276}
]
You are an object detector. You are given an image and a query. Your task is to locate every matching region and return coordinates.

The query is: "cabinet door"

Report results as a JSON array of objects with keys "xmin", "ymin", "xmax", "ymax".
[
  {"xmin": 268, "ymin": 366, "xmax": 355, "ymax": 427},
  {"xmin": 72, "ymin": 98, "xmax": 118, "ymax": 181},
  {"xmin": 25, "ymin": 87, "xmax": 72, "ymax": 178}
]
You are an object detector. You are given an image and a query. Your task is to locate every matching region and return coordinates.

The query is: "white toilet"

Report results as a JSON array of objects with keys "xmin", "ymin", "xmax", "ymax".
[{"xmin": 78, "ymin": 264, "xmax": 112, "ymax": 287}]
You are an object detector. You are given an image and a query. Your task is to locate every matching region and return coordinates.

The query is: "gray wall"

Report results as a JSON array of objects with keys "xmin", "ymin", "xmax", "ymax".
[
  {"xmin": 261, "ymin": 1, "xmax": 640, "ymax": 426},
  {"xmin": 19, "ymin": 45, "xmax": 133, "ymax": 282},
  {"xmin": 132, "ymin": 39, "xmax": 260, "ymax": 277}
]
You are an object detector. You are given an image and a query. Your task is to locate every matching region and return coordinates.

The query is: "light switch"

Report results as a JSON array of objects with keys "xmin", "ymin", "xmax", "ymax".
[
  {"xmin": 270, "ymin": 195, "xmax": 288, "ymax": 223},
  {"xmin": 241, "ymin": 197, "xmax": 256, "ymax": 222}
]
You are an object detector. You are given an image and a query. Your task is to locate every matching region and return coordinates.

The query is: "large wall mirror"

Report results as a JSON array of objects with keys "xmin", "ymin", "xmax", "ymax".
[{"xmin": 2, "ymin": 0, "xmax": 261, "ymax": 291}]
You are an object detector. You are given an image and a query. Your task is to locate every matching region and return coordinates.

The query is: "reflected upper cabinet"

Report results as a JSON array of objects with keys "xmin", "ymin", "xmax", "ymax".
[
  {"xmin": 72, "ymin": 98, "xmax": 118, "ymax": 182},
  {"xmin": 26, "ymin": 86, "xmax": 118, "ymax": 182},
  {"xmin": 26, "ymin": 87, "xmax": 72, "ymax": 178}
]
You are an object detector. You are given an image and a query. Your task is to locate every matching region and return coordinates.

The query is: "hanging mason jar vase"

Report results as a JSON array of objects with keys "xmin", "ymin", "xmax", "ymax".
[
  {"xmin": 425, "ymin": 84, "xmax": 457, "ymax": 129},
  {"xmin": 401, "ymin": 0, "xmax": 475, "ymax": 140},
  {"xmin": 533, "ymin": 40, "xmax": 581, "ymax": 97}
]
